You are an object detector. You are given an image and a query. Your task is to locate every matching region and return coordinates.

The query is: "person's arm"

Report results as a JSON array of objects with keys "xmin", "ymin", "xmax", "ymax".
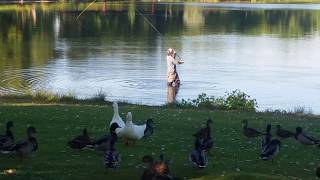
[{"xmin": 172, "ymin": 57, "xmax": 184, "ymax": 65}]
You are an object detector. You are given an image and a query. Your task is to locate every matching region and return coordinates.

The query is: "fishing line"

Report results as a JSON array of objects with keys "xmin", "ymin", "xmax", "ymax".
[
  {"xmin": 135, "ymin": 8, "xmax": 183, "ymax": 61},
  {"xmin": 75, "ymin": 1, "xmax": 183, "ymax": 60}
]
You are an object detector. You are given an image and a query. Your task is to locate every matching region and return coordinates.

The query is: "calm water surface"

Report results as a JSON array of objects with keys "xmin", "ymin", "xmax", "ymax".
[{"xmin": 0, "ymin": 2, "xmax": 319, "ymax": 113}]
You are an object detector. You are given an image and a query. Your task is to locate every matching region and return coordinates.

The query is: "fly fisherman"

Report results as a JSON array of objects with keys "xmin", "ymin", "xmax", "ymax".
[{"xmin": 167, "ymin": 48, "xmax": 184, "ymax": 86}]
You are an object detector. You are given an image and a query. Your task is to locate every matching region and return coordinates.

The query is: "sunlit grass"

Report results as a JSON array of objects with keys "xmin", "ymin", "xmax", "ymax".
[{"xmin": 0, "ymin": 104, "xmax": 319, "ymax": 179}]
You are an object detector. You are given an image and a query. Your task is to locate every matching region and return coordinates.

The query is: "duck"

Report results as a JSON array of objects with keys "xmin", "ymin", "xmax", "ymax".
[
  {"xmin": 194, "ymin": 119, "xmax": 214, "ymax": 154},
  {"xmin": 109, "ymin": 102, "xmax": 125, "ymax": 136},
  {"xmin": 316, "ymin": 167, "xmax": 320, "ymax": 178},
  {"xmin": 189, "ymin": 135, "xmax": 208, "ymax": 168},
  {"xmin": 276, "ymin": 125, "xmax": 295, "ymax": 139},
  {"xmin": 141, "ymin": 155, "xmax": 177, "ymax": 180},
  {"xmin": 261, "ymin": 124, "xmax": 272, "ymax": 152},
  {"xmin": 103, "ymin": 139, "xmax": 121, "ymax": 168},
  {"xmin": 242, "ymin": 119, "xmax": 264, "ymax": 138},
  {"xmin": 68, "ymin": 128, "xmax": 92, "ymax": 149},
  {"xmin": 89, "ymin": 123, "xmax": 120, "ymax": 151},
  {"xmin": 7, "ymin": 126, "xmax": 38, "ymax": 160},
  {"xmin": 121, "ymin": 112, "xmax": 153, "ymax": 145},
  {"xmin": 141, "ymin": 155, "xmax": 155, "ymax": 180},
  {"xmin": 260, "ymin": 138, "xmax": 281, "ymax": 161},
  {"xmin": 295, "ymin": 127, "xmax": 320, "ymax": 145},
  {"xmin": 0, "ymin": 121, "xmax": 14, "ymax": 152}
]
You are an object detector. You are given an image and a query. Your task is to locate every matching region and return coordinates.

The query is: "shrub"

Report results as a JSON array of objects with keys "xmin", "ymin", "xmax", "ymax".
[{"xmin": 174, "ymin": 90, "xmax": 257, "ymax": 111}]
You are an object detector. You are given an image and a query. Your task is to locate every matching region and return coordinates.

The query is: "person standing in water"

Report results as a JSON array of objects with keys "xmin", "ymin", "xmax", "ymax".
[{"xmin": 166, "ymin": 48, "xmax": 184, "ymax": 86}]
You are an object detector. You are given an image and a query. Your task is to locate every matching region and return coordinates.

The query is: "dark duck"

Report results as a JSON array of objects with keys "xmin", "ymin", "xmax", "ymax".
[
  {"xmin": 190, "ymin": 134, "xmax": 208, "ymax": 168},
  {"xmin": 194, "ymin": 119, "xmax": 214, "ymax": 154},
  {"xmin": 260, "ymin": 124, "xmax": 281, "ymax": 161},
  {"xmin": 8, "ymin": 126, "xmax": 38, "ymax": 160},
  {"xmin": 141, "ymin": 155, "xmax": 178, "ymax": 180},
  {"xmin": 89, "ymin": 123, "xmax": 120, "ymax": 151},
  {"xmin": 103, "ymin": 139, "xmax": 120, "ymax": 168},
  {"xmin": 242, "ymin": 119, "xmax": 264, "ymax": 138},
  {"xmin": 0, "ymin": 121, "xmax": 14, "ymax": 153},
  {"xmin": 68, "ymin": 128, "xmax": 92, "ymax": 149},
  {"xmin": 295, "ymin": 127, "xmax": 320, "ymax": 146},
  {"xmin": 276, "ymin": 125, "xmax": 295, "ymax": 139},
  {"xmin": 261, "ymin": 124, "xmax": 272, "ymax": 152}
]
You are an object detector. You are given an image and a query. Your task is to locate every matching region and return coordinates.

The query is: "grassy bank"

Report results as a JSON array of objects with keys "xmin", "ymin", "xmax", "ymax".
[{"xmin": 0, "ymin": 103, "xmax": 320, "ymax": 179}]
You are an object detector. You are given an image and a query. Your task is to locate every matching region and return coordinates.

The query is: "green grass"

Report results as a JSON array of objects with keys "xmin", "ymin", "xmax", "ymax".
[{"xmin": 0, "ymin": 104, "xmax": 319, "ymax": 179}]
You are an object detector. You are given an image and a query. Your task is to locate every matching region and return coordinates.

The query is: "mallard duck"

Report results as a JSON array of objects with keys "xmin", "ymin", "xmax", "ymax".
[
  {"xmin": 103, "ymin": 140, "xmax": 120, "ymax": 168},
  {"xmin": 194, "ymin": 119, "xmax": 214, "ymax": 154},
  {"xmin": 316, "ymin": 167, "xmax": 320, "ymax": 178},
  {"xmin": 141, "ymin": 155, "xmax": 177, "ymax": 180},
  {"xmin": 276, "ymin": 125, "xmax": 295, "ymax": 139},
  {"xmin": 190, "ymin": 136, "xmax": 208, "ymax": 168},
  {"xmin": 68, "ymin": 128, "xmax": 92, "ymax": 149},
  {"xmin": 141, "ymin": 155, "xmax": 155, "ymax": 180},
  {"xmin": 242, "ymin": 119, "xmax": 264, "ymax": 138},
  {"xmin": 8, "ymin": 126, "xmax": 38, "ymax": 159},
  {"xmin": 109, "ymin": 102, "xmax": 125, "ymax": 136},
  {"xmin": 89, "ymin": 123, "xmax": 120, "ymax": 151},
  {"xmin": 295, "ymin": 127, "xmax": 320, "ymax": 145},
  {"xmin": 261, "ymin": 124, "xmax": 272, "ymax": 152},
  {"xmin": 121, "ymin": 112, "xmax": 153, "ymax": 145},
  {"xmin": 260, "ymin": 139, "xmax": 281, "ymax": 161},
  {"xmin": 0, "ymin": 121, "xmax": 14, "ymax": 152}
]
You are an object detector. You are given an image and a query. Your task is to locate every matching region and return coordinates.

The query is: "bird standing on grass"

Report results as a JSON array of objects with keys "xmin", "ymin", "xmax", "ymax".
[
  {"xmin": 194, "ymin": 119, "xmax": 214, "ymax": 154},
  {"xmin": 103, "ymin": 139, "xmax": 120, "ymax": 169},
  {"xmin": 109, "ymin": 102, "xmax": 125, "ymax": 136},
  {"xmin": 295, "ymin": 127, "xmax": 320, "ymax": 146},
  {"xmin": 141, "ymin": 155, "xmax": 178, "ymax": 180},
  {"xmin": 316, "ymin": 167, "xmax": 320, "ymax": 178},
  {"xmin": 242, "ymin": 119, "xmax": 264, "ymax": 138},
  {"xmin": 89, "ymin": 123, "xmax": 121, "ymax": 151},
  {"xmin": 0, "ymin": 121, "xmax": 14, "ymax": 152},
  {"xmin": 68, "ymin": 128, "xmax": 92, "ymax": 149},
  {"xmin": 276, "ymin": 125, "xmax": 295, "ymax": 139},
  {"xmin": 7, "ymin": 126, "xmax": 38, "ymax": 160},
  {"xmin": 261, "ymin": 124, "xmax": 272, "ymax": 152},
  {"xmin": 190, "ymin": 134, "xmax": 208, "ymax": 168},
  {"xmin": 260, "ymin": 124, "xmax": 281, "ymax": 161},
  {"xmin": 260, "ymin": 139, "xmax": 281, "ymax": 161},
  {"xmin": 121, "ymin": 112, "xmax": 153, "ymax": 145}
]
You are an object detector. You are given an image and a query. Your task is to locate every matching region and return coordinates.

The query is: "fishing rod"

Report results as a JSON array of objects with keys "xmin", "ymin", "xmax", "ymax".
[
  {"xmin": 75, "ymin": 0, "xmax": 98, "ymax": 21},
  {"xmin": 135, "ymin": 8, "xmax": 184, "ymax": 61}
]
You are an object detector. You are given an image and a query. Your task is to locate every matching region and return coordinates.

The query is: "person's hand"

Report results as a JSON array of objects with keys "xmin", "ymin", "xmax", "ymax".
[{"xmin": 179, "ymin": 60, "xmax": 184, "ymax": 64}]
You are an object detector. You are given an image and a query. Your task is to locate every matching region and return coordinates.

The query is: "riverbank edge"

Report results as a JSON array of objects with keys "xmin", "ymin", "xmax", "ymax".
[{"xmin": 1, "ymin": 94, "xmax": 319, "ymax": 119}]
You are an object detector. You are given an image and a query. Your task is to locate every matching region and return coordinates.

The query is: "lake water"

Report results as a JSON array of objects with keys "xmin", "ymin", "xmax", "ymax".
[{"xmin": 0, "ymin": 2, "xmax": 319, "ymax": 113}]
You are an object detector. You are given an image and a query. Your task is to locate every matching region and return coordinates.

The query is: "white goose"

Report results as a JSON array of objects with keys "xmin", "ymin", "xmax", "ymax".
[
  {"xmin": 109, "ymin": 102, "xmax": 125, "ymax": 136},
  {"xmin": 121, "ymin": 112, "xmax": 153, "ymax": 145}
]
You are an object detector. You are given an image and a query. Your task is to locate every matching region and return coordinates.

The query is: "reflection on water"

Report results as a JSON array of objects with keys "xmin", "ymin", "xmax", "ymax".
[
  {"xmin": 0, "ymin": 2, "xmax": 320, "ymax": 113},
  {"xmin": 167, "ymin": 85, "xmax": 180, "ymax": 104}
]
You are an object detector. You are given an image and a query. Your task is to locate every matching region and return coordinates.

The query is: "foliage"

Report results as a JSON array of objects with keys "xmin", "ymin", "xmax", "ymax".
[
  {"xmin": 175, "ymin": 89, "xmax": 257, "ymax": 111},
  {"xmin": 0, "ymin": 90, "xmax": 111, "ymax": 105}
]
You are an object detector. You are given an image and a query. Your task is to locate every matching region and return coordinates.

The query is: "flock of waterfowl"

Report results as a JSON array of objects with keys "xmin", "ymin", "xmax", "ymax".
[
  {"xmin": 0, "ymin": 122, "xmax": 38, "ymax": 160},
  {"xmin": 243, "ymin": 119, "xmax": 320, "ymax": 161},
  {"xmin": 1, "ymin": 103, "xmax": 320, "ymax": 179}
]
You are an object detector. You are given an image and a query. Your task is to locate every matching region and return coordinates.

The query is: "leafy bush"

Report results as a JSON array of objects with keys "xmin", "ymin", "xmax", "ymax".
[{"xmin": 175, "ymin": 89, "xmax": 257, "ymax": 111}]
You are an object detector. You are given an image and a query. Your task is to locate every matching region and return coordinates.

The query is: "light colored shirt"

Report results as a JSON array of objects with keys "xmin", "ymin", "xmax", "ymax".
[{"xmin": 166, "ymin": 55, "xmax": 180, "ymax": 75}]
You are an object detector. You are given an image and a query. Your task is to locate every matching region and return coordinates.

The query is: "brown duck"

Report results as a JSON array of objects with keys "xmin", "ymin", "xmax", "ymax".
[
  {"xmin": 242, "ymin": 119, "xmax": 264, "ymax": 138},
  {"xmin": 276, "ymin": 125, "xmax": 295, "ymax": 139}
]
